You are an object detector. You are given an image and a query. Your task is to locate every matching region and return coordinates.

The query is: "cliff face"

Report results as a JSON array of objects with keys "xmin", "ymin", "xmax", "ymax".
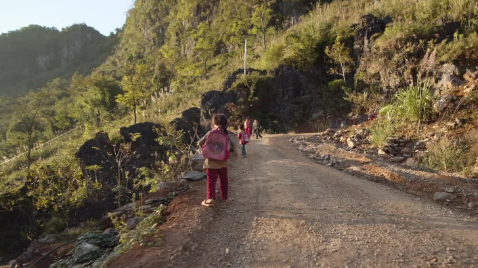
[{"xmin": 0, "ymin": 24, "xmax": 118, "ymax": 96}]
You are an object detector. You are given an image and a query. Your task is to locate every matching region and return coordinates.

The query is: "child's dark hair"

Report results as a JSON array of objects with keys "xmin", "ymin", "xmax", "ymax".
[
  {"xmin": 239, "ymin": 124, "xmax": 245, "ymax": 130},
  {"xmin": 212, "ymin": 114, "xmax": 228, "ymax": 135}
]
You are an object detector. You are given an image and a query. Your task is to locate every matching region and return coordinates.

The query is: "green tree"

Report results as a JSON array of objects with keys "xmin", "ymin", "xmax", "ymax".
[
  {"xmin": 251, "ymin": 3, "xmax": 273, "ymax": 51},
  {"xmin": 160, "ymin": 44, "xmax": 181, "ymax": 92},
  {"xmin": 325, "ymin": 38, "xmax": 353, "ymax": 85},
  {"xmin": 7, "ymin": 91, "xmax": 52, "ymax": 168},
  {"xmin": 194, "ymin": 22, "xmax": 216, "ymax": 79},
  {"xmin": 117, "ymin": 64, "xmax": 150, "ymax": 124},
  {"xmin": 69, "ymin": 73, "xmax": 122, "ymax": 126}
]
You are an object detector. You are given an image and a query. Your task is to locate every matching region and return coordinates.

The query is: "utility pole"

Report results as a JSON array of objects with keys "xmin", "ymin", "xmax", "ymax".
[{"xmin": 244, "ymin": 39, "xmax": 247, "ymax": 75}]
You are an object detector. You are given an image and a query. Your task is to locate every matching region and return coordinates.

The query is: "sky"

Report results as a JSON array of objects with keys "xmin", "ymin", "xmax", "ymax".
[{"xmin": 0, "ymin": 0, "xmax": 135, "ymax": 36}]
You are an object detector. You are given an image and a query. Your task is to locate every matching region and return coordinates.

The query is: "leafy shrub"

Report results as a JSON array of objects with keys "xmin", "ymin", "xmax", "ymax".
[
  {"xmin": 261, "ymin": 43, "xmax": 285, "ymax": 70},
  {"xmin": 43, "ymin": 217, "xmax": 67, "ymax": 234},
  {"xmin": 392, "ymin": 81, "xmax": 435, "ymax": 125},
  {"xmin": 424, "ymin": 130, "xmax": 478, "ymax": 174},
  {"xmin": 424, "ymin": 138, "xmax": 466, "ymax": 172},
  {"xmin": 370, "ymin": 120, "xmax": 395, "ymax": 147},
  {"xmin": 344, "ymin": 86, "xmax": 382, "ymax": 115},
  {"xmin": 376, "ymin": 21, "xmax": 435, "ymax": 49},
  {"xmin": 436, "ymin": 32, "xmax": 478, "ymax": 62}
]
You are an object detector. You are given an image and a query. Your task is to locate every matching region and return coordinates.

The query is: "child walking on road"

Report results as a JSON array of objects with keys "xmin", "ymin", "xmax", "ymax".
[
  {"xmin": 238, "ymin": 124, "xmax": 249, "ymax": 157},
  {"xmin": 198, "ymin": 114, "xmax": 234, "ymax": 207}
]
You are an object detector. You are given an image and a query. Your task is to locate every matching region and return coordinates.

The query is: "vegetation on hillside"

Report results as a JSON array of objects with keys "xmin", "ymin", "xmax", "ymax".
[{"xmin": 1, "ymin": 0, "xmax": 478, "ymax": 263}]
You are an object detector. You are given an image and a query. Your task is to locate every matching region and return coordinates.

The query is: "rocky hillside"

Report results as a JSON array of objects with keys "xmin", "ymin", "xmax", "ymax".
[
  {"xmin": 0, "ymin": 24, "xmax": 118, "ymax": 96},
  {"xmin": 1, "ymin": 0, "xmax": 478, "ymax": 265}
]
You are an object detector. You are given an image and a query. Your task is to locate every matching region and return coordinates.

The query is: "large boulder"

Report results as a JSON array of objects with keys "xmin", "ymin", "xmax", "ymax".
[
  {"xmin": 126, "ymin": 217, "xmax": 143, "ymax": 230},
  {"xmin": 222, "ymin": 68, "xmax": 267, "ymax": 91},
  {"xmin": 76, "ymin": 132, "xmax": 115, "ymax": 178},
  {"xmin": 120, "ymin": 122, "xmax": 168, "ymax": 162},
  {"xmin": 171, "ymin": 107, "xmax": 205, "ymax": 145},
  {"xmin": 437, "ymin": 63, "xmax": 465, "ymax": 91},
  {"xmin": 190, "ymin": 154, "xmax": 205, "ymax": 172},
  {"xmin": 182, "ymin": 171, "xmax": 207, "ymax": 182},
  {"xmin": 353, "ymin": 14, "xmax": 391, "ymax": 59},
  {"xmin": 50, "ymin": 232, "xmax": 119, "ymax": 268},
  {"xmin": 200, "ymin": 91, "xmax": 236, "ymax": 130},
  {"xmin": 433, "ymin": 192, "xmax": 455, "ymax": 202}
]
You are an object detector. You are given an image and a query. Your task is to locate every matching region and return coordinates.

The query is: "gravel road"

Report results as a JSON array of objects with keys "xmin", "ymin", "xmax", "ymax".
[{"xmin": 110, "ymin": 135, "xmax": 478, "ymax": 268}]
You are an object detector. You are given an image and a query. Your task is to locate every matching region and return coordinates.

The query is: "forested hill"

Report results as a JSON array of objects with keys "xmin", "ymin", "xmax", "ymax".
[{"xmin": 0, "ymin": 24, "xmax": 118, "ymax": 96}]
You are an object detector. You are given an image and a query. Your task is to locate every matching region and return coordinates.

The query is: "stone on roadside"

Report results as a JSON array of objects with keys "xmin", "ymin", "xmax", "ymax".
[
  {"xmin": 433, "ymin": 192, "xmax": 455, "ymax": 202},
  {"xmin": 190, "ymin": 154, "xmax": 205, "ymax": 171},
  {"xmin": 404, "ymin": 158, "xmax": 417, "ymax": 167},
  {"xmin": 39, "ymin": 234, "xmax": 58, "ymax": 244},
  {"xmin": 468, "ymin": 202, "xmax": 478, "ymax": 209},
  {"xmin": 182, "ymin": 171, "xmax": 207, "ymax": 182},
  {"xmin": 390, "ymin": 156, "xmax": 406, "ymax": 163},
  {"xmin": 415, "ymin": 141, "xmax": 427, "ymax": 150},
  {"xmin": 159, "ymin": 181, "xmax": 186, "ymax": 191},
  {"xmin": 378, "ymin": 149, "xmax": 388, "ymax": 157},
  {"xmin": 72, "ymin": 242, "xmax": 101, "ymax": 263},
  {"xmin": 347, "ymin": 138, "xmax": 356, "ymax": 149},
  {"xmin": 16, "ymin": 252, "xmax": 33, "ymax": 264},
  {"xmin": 126, "ymin": 217, "xmax": 143, "ymax": 230}
]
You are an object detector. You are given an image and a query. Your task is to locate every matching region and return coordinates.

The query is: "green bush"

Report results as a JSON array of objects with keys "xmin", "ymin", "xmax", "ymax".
[
  {"xmin": 436, "ymin": 32, "xmax": 478, "ymax": 63},
  {"xmin": 43, "ymin": 217, "xmax": 67, "ymax": 234},
  {"xmin": 424, "ymin": 130, "xmax": 478, "ymax": 174},
  {"xmin": 370, "ymin": 120, "xmax": 395, "ymax": 147},
  {"xmin": 393, "ymin": 82, "xmax": 435, "ymax": 125}
]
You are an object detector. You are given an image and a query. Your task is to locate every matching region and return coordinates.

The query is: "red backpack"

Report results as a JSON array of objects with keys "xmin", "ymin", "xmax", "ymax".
[
  {"xmin": 202, "ymin": 128, "xmax": 230, "ymax": 161},
  {"xmin": 241, "ymin": 131, "xmax": 250, "ymax": 144}
]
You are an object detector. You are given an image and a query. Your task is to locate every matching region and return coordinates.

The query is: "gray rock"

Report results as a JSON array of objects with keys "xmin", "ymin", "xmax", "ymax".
[
  {"xmin": 126, "ymin": 217, "xmax": 143, "ymax": 230},
  {"xmin": 159, "ymin": 181, "xmax": 186, "ymax": 191},
  {"xmin": 438, "ymin": 74, "xmax": 465, "ymax": 90},
  {"xmin": 378, "ymin": 149, "xmax": 388, "ymax": 156},
  {"xmin": 190, "ymin": 154, "xmax": 205, "ymax": 171},
  {"xmin": 434, "ymin": 94, "xmax": 456, "ymax": 112},
  {"xmin": 39, "ymin": 234, "xmax": 58, "ymax": 244},
  {"xmin": 468, "ymin": 202, "xmax": 478, "ymax": 209},
  {"xmin": 434, "ymin": 192, "xmax": 455, "ymax": 202},
  {"xmin": 415, "ymin": 141, "xmax": 427, "ymax": 150},
  {"xmin": 182, "ymin": 171, "xmax": 207, "ymax": 182},
  {"xmin": 445, "ymin": 187, "xmax": 455, "ymax": 193},
  {"xmin": 8, "ymin": 260, "xmax": 17, "ymax": 268},
  {"xmin": 400, "ymin": 147, "xmax": 412, "ymax": 154},
  {"xmin": 16, "ymin": 252, "xmax": 33, "ymax": 264},
  {"xmin": 404, "ymin": 158, "xmax": 417, "ymax": 167},
  {"xmin": 72, "ymin": 242, "xmax": 101, "ymax": 263},
  {"xmin": 390, "ymin": 157, "xmax": 406, "ymax": 163},
  {"xmin": 347, "ymin": 138, "xmax": 356, "ymax": 149},
  {"xmin": 102, "ymin": 228, "xmax": 118, "ymax": 235}
]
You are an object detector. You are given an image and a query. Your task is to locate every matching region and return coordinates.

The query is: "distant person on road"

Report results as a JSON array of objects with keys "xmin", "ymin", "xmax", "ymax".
[
  {"xmin": 253, "ymin": 119, "xmax": 262, "ymax": 139},
  {"xmin": 238, "ymin": 124, "xmax": 250, "ymax": 157},
  {"xmin": 198, "ymin": 114, "xmax": 235, "ymax": 207},
  {"xmin": 244, "ymin": 118, "xmax": 252, "ymax": 137}
]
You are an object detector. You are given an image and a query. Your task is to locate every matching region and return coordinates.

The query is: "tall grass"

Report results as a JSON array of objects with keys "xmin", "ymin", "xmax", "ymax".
[
  {"xmin": 370, "ymin": 120, "xmax": 395, "ymax": 147},
  {"xmin": 393, "ymin": 81, "xmax": 435, "ymax": 125}
]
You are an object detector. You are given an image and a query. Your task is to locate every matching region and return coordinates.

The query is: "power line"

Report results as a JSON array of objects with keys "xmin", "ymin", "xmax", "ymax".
[{"xmin": 0, "ymin": 105, "xmax": 124, "ymax": 167}]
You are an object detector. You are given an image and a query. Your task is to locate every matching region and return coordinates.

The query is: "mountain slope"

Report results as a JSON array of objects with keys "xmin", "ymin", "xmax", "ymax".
[{"xmin": 0, "ymin": 24, "xmax": 118, "ymax": 96}]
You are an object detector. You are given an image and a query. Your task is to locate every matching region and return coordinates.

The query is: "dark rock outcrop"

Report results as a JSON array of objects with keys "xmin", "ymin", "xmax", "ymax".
[
  {"xmin": 120, "ymin": 122, "xmax": 168, "ymax": 162},
  {"xmin": 353, "ymin": 14, "xmax": 391, "ymax": 59},
  {"xmin": 49, "ymin": 232, "xmax": 119, "ymax": 268},
  {"xmin": 171, "ymin": 107, "xmax": 205, "ymax": 145},
  {"xmin": 76, "ymin": 131, "xmax": 115, "ymax": 179},
  {"xmin": 222, "ymin": 68, "xmax": 267, "ymax": 91},
  {"xmin": 200, "ymin": 91, "xmax": 236, "ymax": 130}
]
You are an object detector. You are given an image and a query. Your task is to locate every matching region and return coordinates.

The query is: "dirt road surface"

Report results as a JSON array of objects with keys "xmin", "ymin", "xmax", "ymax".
[{"xmin": 109, "ymin": 135, "xmax": 478, "ymax": 268}]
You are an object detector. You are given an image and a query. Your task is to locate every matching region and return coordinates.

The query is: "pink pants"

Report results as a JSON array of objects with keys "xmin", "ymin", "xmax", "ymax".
[{"xmin": 206, "ymin": 168, "xmax": 228, "ymax": 200}]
